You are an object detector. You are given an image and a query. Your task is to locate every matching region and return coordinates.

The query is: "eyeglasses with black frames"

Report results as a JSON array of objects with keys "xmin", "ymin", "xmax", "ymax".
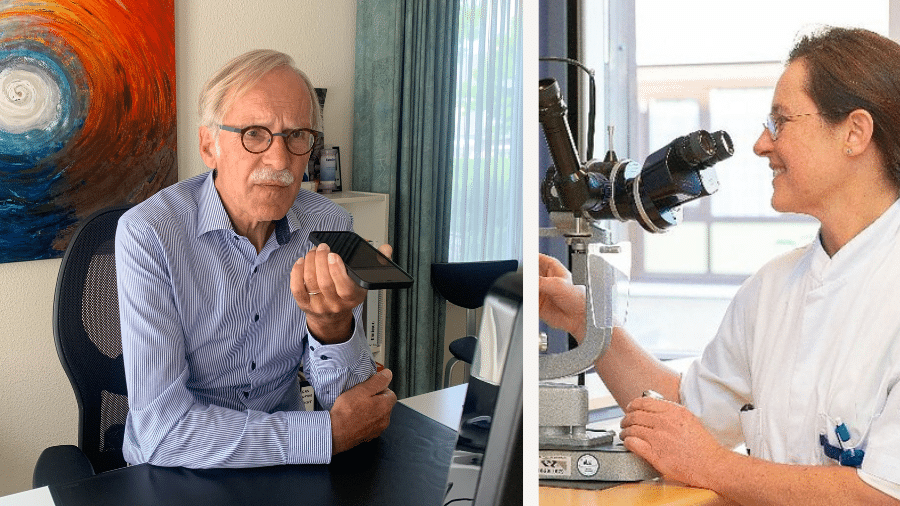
[{"xmin": 219, "ymin": 125, "xmax": 320, "ymax": 156}]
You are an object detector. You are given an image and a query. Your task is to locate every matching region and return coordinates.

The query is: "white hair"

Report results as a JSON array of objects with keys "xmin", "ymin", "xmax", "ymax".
[{"xmin": 198, "ymin": 49, "xmax": 321, "ymax": 135}]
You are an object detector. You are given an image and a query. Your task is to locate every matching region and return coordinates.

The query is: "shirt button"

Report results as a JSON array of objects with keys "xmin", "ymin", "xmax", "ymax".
[
  {"xmin": 251, "ymin": 362, "xmax": 256, "ymax": 370},
  {"xmin": 253, "ymin": 314, "xmax": 259, "ymax": 322},
  {"xmin": 243, "ymin": 391, "xmax": 249, "ymax": 398},
  {"xmin": 253, "ymin": 266, "xmax": 258, "ymax": 273}
]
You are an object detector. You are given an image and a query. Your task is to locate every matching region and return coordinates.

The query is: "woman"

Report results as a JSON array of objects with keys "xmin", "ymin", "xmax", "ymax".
[{"xmin": 540, "ymin": 27, "xmax": 900, "ymax": 504}]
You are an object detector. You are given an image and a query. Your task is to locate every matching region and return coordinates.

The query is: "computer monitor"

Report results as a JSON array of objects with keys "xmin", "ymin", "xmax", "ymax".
[{"xmin": 443, "ymin": 270, "xmax": 522, "ymax": 506}]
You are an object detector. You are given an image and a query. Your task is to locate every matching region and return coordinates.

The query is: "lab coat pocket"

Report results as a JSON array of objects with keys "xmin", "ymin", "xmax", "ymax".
[{"xmin": 739, "ymin": 406, "xmax": 762, "ymax": 457}]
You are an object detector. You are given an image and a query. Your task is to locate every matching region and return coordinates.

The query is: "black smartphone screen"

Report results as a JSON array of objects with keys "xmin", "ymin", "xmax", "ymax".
[{"xmin": 309, "ymin": 231, "xmax": 414, "ymax": 289}]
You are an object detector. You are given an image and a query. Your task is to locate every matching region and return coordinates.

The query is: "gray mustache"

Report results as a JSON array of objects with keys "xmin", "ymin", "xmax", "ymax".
[{"xmin": 250, "ymin": 168, "xmax": 294, "ymax": 186}]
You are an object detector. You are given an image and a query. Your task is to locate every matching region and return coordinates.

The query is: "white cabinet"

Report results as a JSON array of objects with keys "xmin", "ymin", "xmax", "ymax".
[{"xmin": 325, "ymin": 191, "xmax": 390, "ymax": 366}]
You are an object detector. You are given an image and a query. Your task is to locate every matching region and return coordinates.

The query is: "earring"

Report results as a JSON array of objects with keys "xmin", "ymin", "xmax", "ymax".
[{"xmin": 846, "ymin": 148, "xmax": 853, "ymax": 155}]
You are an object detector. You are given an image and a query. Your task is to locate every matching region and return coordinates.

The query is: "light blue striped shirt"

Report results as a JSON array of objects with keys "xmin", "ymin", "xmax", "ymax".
[{"xmin": 115, "ymin": 171, "xmax": 375, "ymax": 468}]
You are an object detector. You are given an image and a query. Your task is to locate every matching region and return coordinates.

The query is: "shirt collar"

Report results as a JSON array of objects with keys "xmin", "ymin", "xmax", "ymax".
[
  {"xmin": 810, "ymin": 198, "xmax": 900, "ymax": 280},
  {"xmin": 275, "ymin": 210, "xmax": 300, "ymax": 245},
  {"xmin": 197, "ymin": 171, "xmax": 233, "ymax": 237}
]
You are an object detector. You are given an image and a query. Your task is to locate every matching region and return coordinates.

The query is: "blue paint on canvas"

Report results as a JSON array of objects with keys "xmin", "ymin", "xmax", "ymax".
[{"xmin": 0, "ymin": 48, "xmax": 81, "ymax": 261}]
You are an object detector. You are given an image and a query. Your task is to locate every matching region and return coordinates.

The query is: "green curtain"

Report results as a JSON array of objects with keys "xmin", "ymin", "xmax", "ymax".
[{"xmin": 353, "ymin": 0, "xmax": 459, "ymax": 398}]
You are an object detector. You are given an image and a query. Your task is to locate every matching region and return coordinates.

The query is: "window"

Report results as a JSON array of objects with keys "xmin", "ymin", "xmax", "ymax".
[
  {"xmin": 448, "ymin": 0, "xmax": 523, "ymax": 263},
  {"xmin": 628, "ymin": 0, "xmax": 890, "ymax": 285}
]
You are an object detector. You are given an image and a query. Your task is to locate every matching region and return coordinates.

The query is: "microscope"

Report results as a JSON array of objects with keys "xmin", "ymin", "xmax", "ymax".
[{"xmin": 537, "ymin": 77, "xmax": 733, "ymax": 482}]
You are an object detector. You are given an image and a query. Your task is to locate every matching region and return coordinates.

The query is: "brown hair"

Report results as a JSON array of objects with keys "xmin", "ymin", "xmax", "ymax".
[{"xmin": 789, "ymin": 27, "xmax": 900, "ymax": 184}]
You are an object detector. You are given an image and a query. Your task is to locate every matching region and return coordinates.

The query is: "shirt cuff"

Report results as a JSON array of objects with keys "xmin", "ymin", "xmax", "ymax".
[
  {"xmin": 307, "ymin": 323, "xmax": 371, "ymax": 370},
  {"xmin": 859, "ymin": 468, "xmax": 900, "ymax": 500},
  {"xmin": 859, "ymin": 451, "xmax": 900, "ymax": 500},
  {"xmin": 285, "ymin": 410, "xmax": 333, "ymax": 464}
]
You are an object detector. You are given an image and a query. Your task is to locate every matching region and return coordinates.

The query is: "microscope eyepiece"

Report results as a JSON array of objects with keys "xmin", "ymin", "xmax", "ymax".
[
  {"xmin": 709, "ymin": 130, "xmax": 734, "ymax": 165},
  {"xmin": 673, "ymin": 130, "xmax": 716, "ymax": 167},
  {"xmin": 538, "ymin": 78, "xmax": 562, "ymax": 109},
  {"xmin": 538, "ymin": 78, "xmax": 611, "ymax": 214}
]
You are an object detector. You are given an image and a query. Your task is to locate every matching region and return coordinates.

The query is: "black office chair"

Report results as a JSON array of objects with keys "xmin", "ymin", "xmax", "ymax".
[
  {"xmin": 431, "ymin": 260, "xmax": 518, "ymax": 388},
  {"xmin": 33, "ymin": 205, "xmax": 134, "ymax": 488}
]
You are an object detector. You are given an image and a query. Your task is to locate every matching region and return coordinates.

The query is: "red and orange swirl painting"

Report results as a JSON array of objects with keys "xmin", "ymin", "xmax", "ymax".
[{"xmin": 0, "ymin": 0, "xmax": 176, "ymax": 262}]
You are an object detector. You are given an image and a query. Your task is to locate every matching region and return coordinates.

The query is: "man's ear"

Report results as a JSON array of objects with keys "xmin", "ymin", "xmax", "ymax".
[
  {"xmin": 844, "ymin": 108, "xmax": 875, "ymax": 157},
  {"xmin": 199, "ymin": 126, "xmax": 217, "ymax": 169}
]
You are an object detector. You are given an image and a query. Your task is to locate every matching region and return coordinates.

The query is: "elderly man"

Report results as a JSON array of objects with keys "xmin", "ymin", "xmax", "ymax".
[{"xmin": 115, "ymin": 49, "xmax": 395, "ymax": 468}]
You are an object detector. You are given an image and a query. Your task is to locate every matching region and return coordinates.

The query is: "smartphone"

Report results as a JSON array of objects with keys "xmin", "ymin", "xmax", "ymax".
[{"xmin": 309, "ymin": 230, "xmax": 414, "ymax": 289}]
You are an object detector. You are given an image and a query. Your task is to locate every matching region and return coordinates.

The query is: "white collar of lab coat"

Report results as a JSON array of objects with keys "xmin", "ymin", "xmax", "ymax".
[{"xmin": 808, "ymin": 198, "xmax": 900, "ymax": 285}]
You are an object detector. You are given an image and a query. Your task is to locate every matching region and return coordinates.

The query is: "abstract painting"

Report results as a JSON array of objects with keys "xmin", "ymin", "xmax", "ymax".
[{"xmin": 0, "ymin": 0, "xmax": 176, "ymax": 263}]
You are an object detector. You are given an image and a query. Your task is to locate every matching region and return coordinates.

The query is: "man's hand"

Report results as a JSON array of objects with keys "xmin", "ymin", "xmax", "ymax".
[
  {"xmin": 619, "ymin": 396, "xmax": 729, "ymax": 489},
  {"xmin": 539, "ymin": 253, "xmax": 586, "ymax": 341},
  {"xmin": 330, "ymin": 369, "xmax": 397, "ymax": 455},
  {"xmin": 291, "ymin": 242, "xmax": 393, "ymax": 344}
]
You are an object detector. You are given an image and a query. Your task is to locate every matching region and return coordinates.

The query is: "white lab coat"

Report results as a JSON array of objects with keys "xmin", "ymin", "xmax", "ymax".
[{"xmin": 680, "ymin": 199, "xmax": 900, "ymax": 499}]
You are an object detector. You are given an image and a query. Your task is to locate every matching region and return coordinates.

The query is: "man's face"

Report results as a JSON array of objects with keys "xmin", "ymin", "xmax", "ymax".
[{"xmin": 199, "ymin": 66, "xmax": 313, "ymax": 231}]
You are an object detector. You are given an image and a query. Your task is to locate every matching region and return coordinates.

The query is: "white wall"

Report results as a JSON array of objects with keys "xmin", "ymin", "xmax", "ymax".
[{"xmin": 0, "ymin": 0, "xmax": 358, "ymax": 495}]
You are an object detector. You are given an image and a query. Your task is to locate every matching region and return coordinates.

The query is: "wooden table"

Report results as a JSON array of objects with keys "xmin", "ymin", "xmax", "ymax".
[{"xmin": 540, "ymin": 480, "xmax": 733, "ymax": 505}]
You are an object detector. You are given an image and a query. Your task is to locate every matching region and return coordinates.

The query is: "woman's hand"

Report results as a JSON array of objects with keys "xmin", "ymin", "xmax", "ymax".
[
  {"xmin": 620, "ymin": 396, "xmax": 731, "ymax": 489},
  {"xmin": 539, "ymin": 253, "xmax": 586, "ymax": 341}
]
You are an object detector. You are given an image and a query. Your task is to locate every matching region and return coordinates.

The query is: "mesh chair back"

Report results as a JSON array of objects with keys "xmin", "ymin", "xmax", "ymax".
[{"xmin": 53, "ymin": 205, "xmax": 133, "ymax": 473}]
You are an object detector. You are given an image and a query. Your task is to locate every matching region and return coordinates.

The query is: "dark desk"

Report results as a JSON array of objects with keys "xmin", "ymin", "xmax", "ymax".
[{"xmin": 45, "ymin": 403, "xmax": 455, "ymax": 506}]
